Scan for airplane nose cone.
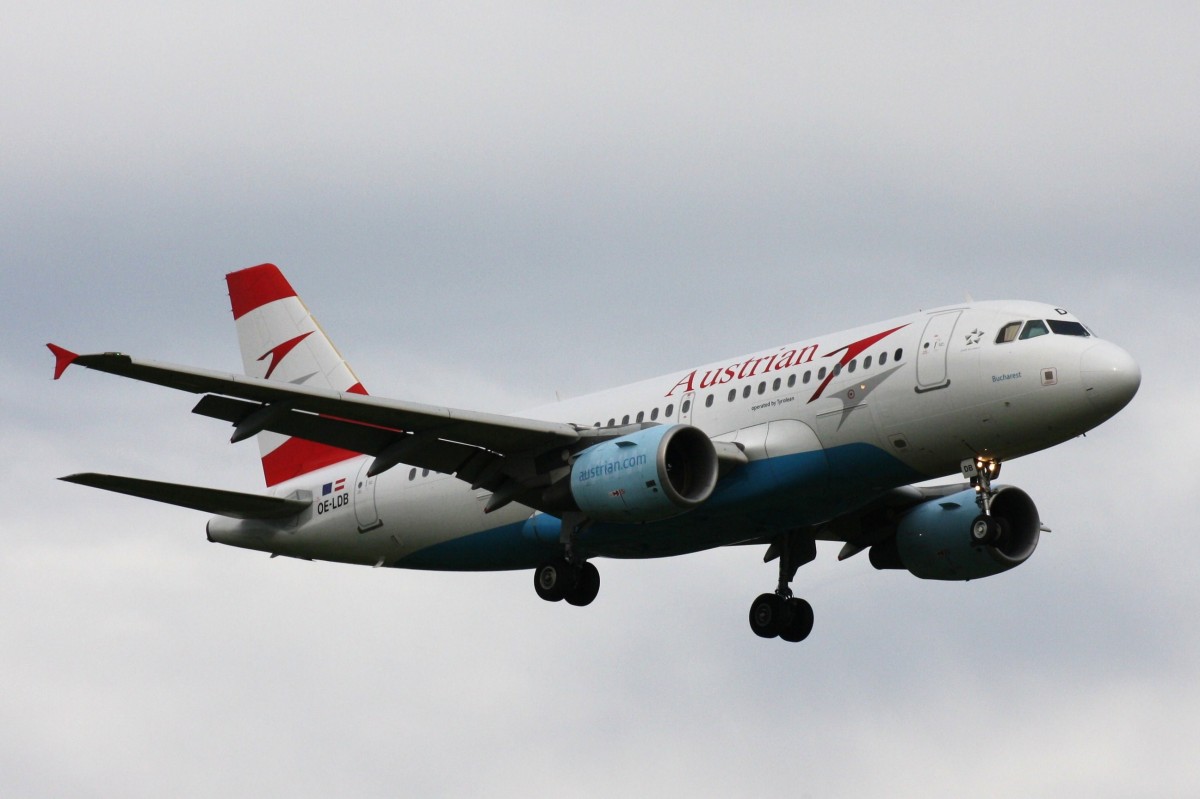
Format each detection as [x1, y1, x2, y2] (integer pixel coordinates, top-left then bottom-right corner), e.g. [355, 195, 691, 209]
[1081, 341, 1141, 416]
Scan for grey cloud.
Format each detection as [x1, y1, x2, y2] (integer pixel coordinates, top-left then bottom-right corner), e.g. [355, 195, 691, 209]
[3, 4, 1198, 797]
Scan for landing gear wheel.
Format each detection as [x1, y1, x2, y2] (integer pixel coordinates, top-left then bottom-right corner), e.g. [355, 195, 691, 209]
[778, 597, 814, 643]
[749, 593, 789, 639]
[565, 561, 600, 606]
[970, 515, 1001, 546]
[534, 558, 575, 602]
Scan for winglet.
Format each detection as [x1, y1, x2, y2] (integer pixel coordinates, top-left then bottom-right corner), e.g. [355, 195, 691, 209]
[47, 343, 79, 380]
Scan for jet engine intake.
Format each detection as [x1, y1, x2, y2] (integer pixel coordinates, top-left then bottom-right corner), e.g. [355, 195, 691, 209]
[869, 486, 1041, 580]
[570, 425, 718, 523]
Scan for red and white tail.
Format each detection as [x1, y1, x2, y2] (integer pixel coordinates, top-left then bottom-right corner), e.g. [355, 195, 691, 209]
[227, 264, 367, 487]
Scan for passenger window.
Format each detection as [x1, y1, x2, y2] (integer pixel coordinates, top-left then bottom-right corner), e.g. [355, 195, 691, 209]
[408, 468, 416, 481]
[833, 363, 842, 376]
[848, 359, 857, 373]
[803, 371, 812, 384]
[996, 322, 1022, 344]
[1020, 320, 1049, 340]
[743, 385, 751, 399]
[894, 348, 903, 361]
[636, 411, 644, 423]
[666, 404, 674, 417]
[681, 399, 691, 414]
[773, 377, 781, 391]
[787, 374, 796, 388]
[818, 367, 827, 380]
[757, 382, 766, 395]
[879, 351, 888, 366]
[728, 389, 736, 402]
[705, 394, 714, 408]
[650, 407, 659, 421]
[607, 418, 615, 427]
[622, 414, 630, 425]
[864, 355, 872, 369]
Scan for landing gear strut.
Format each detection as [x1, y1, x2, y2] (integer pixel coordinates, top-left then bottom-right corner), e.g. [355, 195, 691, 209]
[533, 512, 600, 607]
[964, 456, 1005, 546]
[748, 530, 816, 642]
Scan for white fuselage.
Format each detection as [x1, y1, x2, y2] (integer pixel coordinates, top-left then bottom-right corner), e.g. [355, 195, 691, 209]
[207, 300, 1139, 570]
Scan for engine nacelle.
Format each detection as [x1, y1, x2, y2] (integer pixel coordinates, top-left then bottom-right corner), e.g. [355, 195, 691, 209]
[870, 486, 1041, 580]
[570, 425, 719, 523]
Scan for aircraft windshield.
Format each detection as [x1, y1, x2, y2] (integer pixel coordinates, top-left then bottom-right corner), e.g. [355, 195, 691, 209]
[1047, 319, 1091, 337]
[996, 317, 1093, 344]
[995, 322, 1021, 344]
[1019, 320, 1049, 339]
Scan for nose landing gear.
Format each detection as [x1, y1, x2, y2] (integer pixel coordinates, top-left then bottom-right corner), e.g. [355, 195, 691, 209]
[964, 456, 1005, 546]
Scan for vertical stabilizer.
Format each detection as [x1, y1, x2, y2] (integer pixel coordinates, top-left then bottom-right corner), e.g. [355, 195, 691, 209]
[226, 264, 367, 486]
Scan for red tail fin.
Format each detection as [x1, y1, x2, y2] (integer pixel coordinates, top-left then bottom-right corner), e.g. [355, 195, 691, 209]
[227, 264, 368, 487]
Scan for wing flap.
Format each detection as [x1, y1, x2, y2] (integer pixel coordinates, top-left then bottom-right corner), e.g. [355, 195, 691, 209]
[190, 395, 498, 481]
[60, 473, 311, 520]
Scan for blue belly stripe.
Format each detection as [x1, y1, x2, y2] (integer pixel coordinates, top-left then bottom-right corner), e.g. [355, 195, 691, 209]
[393, 443, 925, 571]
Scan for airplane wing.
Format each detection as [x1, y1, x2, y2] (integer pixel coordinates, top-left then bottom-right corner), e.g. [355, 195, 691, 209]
[50, 346, 746, 512]
[49, 346, 593, 510]
[746, 482, 975, 562]
[51, 348, 580, 453]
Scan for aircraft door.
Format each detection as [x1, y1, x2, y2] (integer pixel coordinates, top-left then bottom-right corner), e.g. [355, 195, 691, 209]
[678, 391, 695, 425]
[915, 310, 962, 392]
[354, 459, 382, 532]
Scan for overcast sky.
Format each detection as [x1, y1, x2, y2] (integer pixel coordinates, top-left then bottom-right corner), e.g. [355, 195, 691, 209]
[3, 4, 1198, 797]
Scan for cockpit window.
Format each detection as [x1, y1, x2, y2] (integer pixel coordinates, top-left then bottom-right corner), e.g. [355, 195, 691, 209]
[995, 322, 1022, 344]
[1047, 319, 1090, 337]
[1019, 320, 1050, 339]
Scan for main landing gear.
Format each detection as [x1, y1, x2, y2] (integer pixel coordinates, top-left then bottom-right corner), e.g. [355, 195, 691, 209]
[964, 456, 1006, 546]
[534, 558, 600, 606]
[534, 512, 600, 607]
[748, 530, 817, 643]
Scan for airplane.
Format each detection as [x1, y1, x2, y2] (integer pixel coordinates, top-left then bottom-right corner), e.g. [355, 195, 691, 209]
[49, 264, 1141, 642]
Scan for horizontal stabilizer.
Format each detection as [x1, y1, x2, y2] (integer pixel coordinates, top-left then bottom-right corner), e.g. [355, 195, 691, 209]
[59, 473, 311, 520]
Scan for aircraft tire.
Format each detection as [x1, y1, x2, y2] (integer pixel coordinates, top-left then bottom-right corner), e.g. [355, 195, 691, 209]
[565, 561, 600, 607]
[749, 593, 788, 638]
[534, 559, 573, 602]
[778, 597, 814, 643]
[970, 515, 1000, 546]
